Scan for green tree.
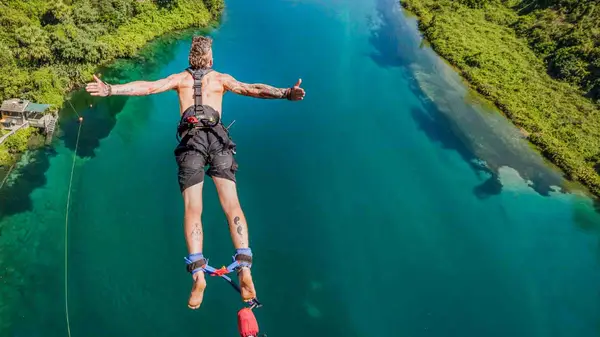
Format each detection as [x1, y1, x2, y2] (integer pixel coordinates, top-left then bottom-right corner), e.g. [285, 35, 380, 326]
[42, 1, 72, 25]
[3, 127, 35, 154]
[0, 145, 12, 166]
[203, 0, 224, 17]
[14, 25, 52, 65]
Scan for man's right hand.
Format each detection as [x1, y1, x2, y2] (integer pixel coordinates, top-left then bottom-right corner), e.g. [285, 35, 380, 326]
[86, 75, 110, 97]
[288, 79, 305, 101]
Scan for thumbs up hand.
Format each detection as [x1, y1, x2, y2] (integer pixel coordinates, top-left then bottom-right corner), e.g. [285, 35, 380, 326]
[287, 78, 305, 101]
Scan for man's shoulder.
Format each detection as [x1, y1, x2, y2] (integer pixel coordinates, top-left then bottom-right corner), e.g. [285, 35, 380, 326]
[206, 69, 230, 78]
[169, 71, 192, 81]
[178, 68, 231, 79]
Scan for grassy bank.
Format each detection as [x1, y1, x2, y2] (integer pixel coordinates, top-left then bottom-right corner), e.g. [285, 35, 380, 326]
[402, 0, 600, 197]
[0, 0, 223, 168]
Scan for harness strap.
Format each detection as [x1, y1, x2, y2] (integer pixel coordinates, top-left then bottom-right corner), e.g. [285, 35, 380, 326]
[186, 67, 213, 116]
[176, 67, 235, 150]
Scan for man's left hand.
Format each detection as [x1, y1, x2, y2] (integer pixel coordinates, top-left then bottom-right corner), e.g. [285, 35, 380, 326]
[288, 79, 305, 101]
[86, 75, 111, 97]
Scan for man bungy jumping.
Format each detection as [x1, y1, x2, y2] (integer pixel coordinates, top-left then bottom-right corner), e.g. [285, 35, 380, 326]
[85, 35, 306, 309]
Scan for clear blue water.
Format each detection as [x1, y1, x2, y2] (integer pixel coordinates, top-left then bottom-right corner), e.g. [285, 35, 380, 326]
[2, 0, 600, 336]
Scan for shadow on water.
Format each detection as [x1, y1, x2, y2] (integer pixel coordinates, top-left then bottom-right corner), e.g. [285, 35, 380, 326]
[369, 0, 504, 198]
[410, 106, 504, 198]
[368, 0, 567, 199]
[367, 0, 420, 69]
[0, 147, 58, 220]
[60, 91, 130, 158]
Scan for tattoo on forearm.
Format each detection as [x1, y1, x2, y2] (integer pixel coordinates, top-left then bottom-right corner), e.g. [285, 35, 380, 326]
[191, 222, 202, 242]
[229, 80, 289, 99]
[113, 87, 137, 95]
[234, 216, 243, 236]
[111, 77, 176, 96]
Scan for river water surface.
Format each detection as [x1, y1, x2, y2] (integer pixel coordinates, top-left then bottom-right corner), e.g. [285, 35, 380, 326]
[1, 0, 600, 336]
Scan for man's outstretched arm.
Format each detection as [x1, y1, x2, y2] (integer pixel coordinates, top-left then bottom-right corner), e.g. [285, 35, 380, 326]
[86, 74, 181, 97]
[222, 74, 305, 101]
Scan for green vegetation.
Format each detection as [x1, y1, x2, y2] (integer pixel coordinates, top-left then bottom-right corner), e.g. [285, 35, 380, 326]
[0, 0, 223, 168]
[512, 0, 600, 101]
[0, 127, 38, 167]
[402, 0, 600, 197]
[0, 0, 222, 107]
[2, 127, 37, 154]
[0, 146, 11, 165]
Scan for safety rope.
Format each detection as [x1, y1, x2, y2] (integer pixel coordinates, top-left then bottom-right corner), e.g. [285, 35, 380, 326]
[65, 115, 83, 337]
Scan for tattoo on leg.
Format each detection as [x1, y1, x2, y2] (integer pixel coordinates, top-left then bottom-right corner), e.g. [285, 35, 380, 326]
[191, 222, 202, 242]
[234, 216, 243, 236]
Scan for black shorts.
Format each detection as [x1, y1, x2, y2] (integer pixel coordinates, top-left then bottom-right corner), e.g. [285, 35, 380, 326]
[174, 127, 238, 193]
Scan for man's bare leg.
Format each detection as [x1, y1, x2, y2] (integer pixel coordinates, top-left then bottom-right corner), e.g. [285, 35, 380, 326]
[213, 177, 257, 302]
[183, 182, 207, 309]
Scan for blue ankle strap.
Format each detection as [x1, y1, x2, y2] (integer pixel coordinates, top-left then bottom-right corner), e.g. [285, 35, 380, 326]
[184, 248, 253, 276]
[184, 253, 209, 275]
[226, 248, 253, 272]
[235, 248, 253, 257]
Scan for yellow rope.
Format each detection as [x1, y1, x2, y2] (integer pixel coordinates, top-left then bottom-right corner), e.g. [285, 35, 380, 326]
[65, 120, 82, 337]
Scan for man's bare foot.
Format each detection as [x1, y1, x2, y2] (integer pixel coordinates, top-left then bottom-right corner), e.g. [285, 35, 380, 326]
[238, 267, 257, 302]
[188, 272, 207, 309]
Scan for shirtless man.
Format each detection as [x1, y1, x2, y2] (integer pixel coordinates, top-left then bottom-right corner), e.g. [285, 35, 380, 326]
[85, 35, 305, 309]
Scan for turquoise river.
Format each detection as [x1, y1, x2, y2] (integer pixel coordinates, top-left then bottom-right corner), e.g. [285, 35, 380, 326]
[1, 0, 600, 336]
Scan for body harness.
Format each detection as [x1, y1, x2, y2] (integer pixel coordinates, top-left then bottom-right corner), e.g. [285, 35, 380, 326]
[176, 67, 236, 150]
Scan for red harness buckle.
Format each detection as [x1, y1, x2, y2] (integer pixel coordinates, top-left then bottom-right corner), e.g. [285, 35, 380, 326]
[186, 116, 199, 124]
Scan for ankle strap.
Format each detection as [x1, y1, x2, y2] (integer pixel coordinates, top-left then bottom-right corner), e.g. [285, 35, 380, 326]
[228, 248, 253, 272]
[184, 253, 208, 275]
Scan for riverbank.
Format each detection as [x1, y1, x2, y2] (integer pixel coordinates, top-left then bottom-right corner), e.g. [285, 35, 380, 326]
[0, 0, 223, 172]
[401, 0, 600, 197]
[0, 127, 46, 173]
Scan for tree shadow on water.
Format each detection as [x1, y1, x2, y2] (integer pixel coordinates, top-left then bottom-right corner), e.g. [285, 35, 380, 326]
[0, 147, 58, 221]
[367, 0, 419, 69]
[410, 107, 504, 199]
[60, 91, 130, 158]
[0, 93, 129, 222]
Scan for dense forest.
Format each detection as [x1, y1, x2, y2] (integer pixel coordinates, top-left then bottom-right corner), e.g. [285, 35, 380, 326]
[462, 0, 600, 101]
[513, 1, 599, 101]
[0, 0, 222, 106]
[0, 0, 223, 167]
[402, 0, 600, 196]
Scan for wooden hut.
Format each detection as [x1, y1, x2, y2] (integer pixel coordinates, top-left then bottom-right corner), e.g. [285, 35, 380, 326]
[0, 98, 52, 129]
